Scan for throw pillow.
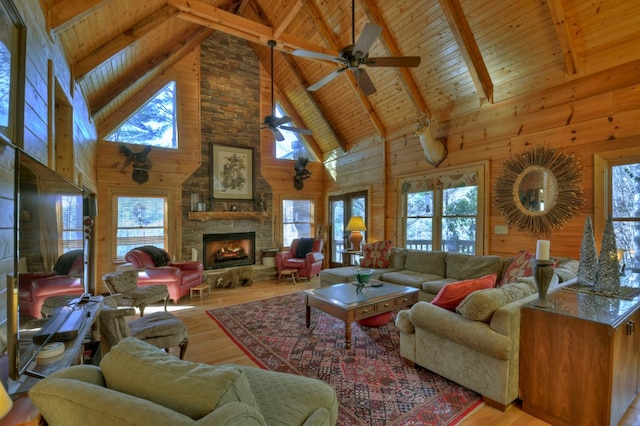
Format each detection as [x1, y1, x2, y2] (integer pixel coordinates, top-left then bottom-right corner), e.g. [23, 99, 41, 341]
[499, 250, 534, 286]
[431, 273, 497, 311]
[294, 238, 315, 258]
[456, 281, 536, 322]
[360, 240, 393, 268]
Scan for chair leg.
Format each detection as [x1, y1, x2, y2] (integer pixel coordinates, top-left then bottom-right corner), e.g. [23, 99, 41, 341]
[139, 304, 146, 317]
[163, 297, 169, 312]
[178, 338, 189, 360]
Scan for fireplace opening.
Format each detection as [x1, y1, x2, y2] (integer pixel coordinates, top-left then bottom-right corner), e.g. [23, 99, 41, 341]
[203, 232, 255, 270]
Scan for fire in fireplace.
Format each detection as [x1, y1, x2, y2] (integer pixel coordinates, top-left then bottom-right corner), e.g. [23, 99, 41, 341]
[203, 232, 255, 269]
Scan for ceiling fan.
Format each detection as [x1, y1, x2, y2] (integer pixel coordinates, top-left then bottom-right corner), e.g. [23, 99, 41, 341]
[292, 0, 421, 96]
[261, 40, 312, 141]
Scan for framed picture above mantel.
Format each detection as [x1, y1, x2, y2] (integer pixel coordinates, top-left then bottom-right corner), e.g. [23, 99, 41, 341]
[210, 144, 253, 200]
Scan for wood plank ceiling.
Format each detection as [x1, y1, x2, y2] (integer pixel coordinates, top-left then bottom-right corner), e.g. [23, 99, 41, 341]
[46, 0, 640, 160]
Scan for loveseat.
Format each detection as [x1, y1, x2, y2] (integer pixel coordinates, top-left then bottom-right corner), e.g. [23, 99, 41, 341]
[124, 246, 203, 303]
[29, 337, 338, 426]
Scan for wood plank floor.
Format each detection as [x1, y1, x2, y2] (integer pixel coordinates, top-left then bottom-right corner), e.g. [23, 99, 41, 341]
[151, 276, 640, 425]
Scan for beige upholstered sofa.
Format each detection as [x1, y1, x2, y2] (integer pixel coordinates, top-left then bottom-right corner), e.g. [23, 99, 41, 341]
[29, 337, 338, 426]
[395, 276, 576, 410]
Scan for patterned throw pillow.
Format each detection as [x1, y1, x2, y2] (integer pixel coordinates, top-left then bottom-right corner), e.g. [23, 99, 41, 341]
[499, 250, 534, 286]
[360, 240, 393, 268]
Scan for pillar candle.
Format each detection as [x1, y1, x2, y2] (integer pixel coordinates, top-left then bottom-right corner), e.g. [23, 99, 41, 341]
[191, 248, 198, 261]
[536, 240, 550, 260]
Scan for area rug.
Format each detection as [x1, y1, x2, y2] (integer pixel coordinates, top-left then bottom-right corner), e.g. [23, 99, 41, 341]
[207, 292, 481, 425]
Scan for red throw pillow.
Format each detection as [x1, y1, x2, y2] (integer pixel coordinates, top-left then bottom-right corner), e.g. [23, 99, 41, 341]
[499, 251, 534, 286]
[360, 240, 392, 268]
[431, 273, 497, 311]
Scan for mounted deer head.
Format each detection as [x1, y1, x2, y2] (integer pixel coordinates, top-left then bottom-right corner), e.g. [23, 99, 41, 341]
[414, 121, 447, 167]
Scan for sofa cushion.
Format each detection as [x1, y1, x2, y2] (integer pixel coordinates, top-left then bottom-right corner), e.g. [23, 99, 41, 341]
[389, 247, 408, 269]
[431, 273, 497, 311]
[456, 281, 536, 322]
[380, 271, 443, 288]
[100, 337, 260, 420]
[499, 250, 534, 286]
[404, 250, 448, 276]
[445, 253, 504, 281]
[360, 240, 392, 268]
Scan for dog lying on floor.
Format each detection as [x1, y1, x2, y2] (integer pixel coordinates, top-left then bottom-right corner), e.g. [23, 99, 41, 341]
[216, 266, 254, 288]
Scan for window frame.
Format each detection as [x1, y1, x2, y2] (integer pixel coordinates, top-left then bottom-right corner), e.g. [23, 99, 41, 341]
[397, 162, 488, 254]
[281, 197, 316, 248]
[113, 195, 168, 262]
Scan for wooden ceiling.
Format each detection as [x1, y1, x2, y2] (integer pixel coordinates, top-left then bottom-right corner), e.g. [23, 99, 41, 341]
[46, 0, 640, 159]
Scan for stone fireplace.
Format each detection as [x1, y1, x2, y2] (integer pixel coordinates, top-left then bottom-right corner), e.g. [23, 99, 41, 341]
[203, 232, 256, 270]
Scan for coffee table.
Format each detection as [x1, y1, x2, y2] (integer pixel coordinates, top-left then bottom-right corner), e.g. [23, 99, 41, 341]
[303, 282, 419, 350]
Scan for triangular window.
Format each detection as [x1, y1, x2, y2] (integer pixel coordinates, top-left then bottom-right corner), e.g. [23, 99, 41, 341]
[105, 81, 178, 149]
[274, 103, 316, 161]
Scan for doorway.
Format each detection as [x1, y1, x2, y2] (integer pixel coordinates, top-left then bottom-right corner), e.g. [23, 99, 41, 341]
[328, 191, 367, 268]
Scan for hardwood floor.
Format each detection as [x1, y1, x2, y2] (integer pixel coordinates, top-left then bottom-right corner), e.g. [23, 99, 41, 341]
[151, 277, 640, 425]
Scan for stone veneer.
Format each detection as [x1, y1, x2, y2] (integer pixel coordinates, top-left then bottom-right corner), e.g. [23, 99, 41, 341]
[181, 32, 274, 264]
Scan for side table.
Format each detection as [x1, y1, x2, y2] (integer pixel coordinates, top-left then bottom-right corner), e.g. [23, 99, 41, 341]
[278, 269, 299, 285]
[190, 283, 210, 300]
[0, 394, 42, 426]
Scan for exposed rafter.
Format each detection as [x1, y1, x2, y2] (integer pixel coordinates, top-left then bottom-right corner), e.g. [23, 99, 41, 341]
[48, 0, 114, 34]
[438, 0, 494, 104]
[74, 7, 179, 83]
[91, 27, 213, 116]
[359, 0, 431, 118]
[546, 0, 580, 75]
[273, 0, 305, 38]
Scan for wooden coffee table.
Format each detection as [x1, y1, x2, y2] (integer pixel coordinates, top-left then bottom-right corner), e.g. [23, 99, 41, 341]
[303, 282, 419, 349]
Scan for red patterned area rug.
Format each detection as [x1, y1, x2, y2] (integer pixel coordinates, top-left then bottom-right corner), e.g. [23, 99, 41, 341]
[207, 292, 481, 425]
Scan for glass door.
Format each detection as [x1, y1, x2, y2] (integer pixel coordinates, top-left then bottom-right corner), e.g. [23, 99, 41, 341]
[328, 191, 367, 267]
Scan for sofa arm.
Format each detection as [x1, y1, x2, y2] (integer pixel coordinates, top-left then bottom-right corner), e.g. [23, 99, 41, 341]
[305, 252, 324, 265]
[404, 301, 512, 360]
[137, 266, 181, 281]
[172, 261, 204, 272]
[31, 275, 83, 298]
[395, 309, 415, 334]
[48, 364, 106, 387]
[195, 401, 267, 426]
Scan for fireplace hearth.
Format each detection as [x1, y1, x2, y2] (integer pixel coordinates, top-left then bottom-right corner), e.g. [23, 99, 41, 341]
[203, 232, 255, 270]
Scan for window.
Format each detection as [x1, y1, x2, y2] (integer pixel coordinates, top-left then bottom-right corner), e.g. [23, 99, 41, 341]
[273, 103, 315, 161]
[609, 160, 640, 272]
[400, 165, 485, 254]
[282, 199, 314, 247]
[114, 196, 166, 261]
[59, 195, 83, 253]
[329, 191, 367, 266]
[105, 81, 178, 149]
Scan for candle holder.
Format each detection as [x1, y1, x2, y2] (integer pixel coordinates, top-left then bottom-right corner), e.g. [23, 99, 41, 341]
[534, 259, 555, 308]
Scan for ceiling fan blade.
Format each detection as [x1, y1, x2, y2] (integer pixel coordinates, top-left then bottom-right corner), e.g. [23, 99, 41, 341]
[365, 56, 421, 67]
[352, 23, 382, 58]
[308, 68, 346, 91]
[279, 126, 313, 135]
[271, 128, 285, 141]
[354, 68, 376, 96]
[275, 116, 293, 125]
[292, 49, 344, 64]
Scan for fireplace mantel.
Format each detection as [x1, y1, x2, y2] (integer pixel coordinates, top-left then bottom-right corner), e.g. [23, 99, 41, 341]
[188, 211, 269, 223]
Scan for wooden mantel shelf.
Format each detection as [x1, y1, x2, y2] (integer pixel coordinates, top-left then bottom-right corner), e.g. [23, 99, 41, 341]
[188, 211, 269, 223]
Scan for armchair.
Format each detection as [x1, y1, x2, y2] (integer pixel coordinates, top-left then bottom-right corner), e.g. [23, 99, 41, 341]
[275, 238, 324, 281]
[18, 250, 84, 318]
[102, 270, 170, 316]
[125, 246, 203, 303]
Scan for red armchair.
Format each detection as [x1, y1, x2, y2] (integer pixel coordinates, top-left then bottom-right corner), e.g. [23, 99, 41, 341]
[18, 250, 85, 318]
[124, 246, 203, 303]
[275, 238, 324, 281]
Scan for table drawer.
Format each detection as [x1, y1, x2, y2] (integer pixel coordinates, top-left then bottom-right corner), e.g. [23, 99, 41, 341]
[394, 293, 418, 307]
[355, 306, 377, 317]
[376, 300, 394, 311]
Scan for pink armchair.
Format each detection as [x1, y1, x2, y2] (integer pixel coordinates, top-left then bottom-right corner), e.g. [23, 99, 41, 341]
[275, 238, 324, 281]
[124, 246, 203, 303]
[19, 250, 85, 318]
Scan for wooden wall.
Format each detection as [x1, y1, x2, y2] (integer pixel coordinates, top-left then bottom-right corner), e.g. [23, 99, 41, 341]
[325, 64, 640, 260]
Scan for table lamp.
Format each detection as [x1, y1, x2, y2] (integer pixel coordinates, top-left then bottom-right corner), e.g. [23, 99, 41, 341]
[0, 383, 12, 419]
[346, 216, 367, 251]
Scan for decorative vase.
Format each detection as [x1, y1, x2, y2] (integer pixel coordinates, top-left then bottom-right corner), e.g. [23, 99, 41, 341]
[534, 259, 555, 308]
[577, 216, 598, 286]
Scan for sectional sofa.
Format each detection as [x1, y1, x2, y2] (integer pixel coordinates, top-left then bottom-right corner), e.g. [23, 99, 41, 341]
[319, 247, 579, 409]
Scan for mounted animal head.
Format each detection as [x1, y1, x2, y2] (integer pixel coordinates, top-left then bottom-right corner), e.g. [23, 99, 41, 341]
[414, 122, 447, 167]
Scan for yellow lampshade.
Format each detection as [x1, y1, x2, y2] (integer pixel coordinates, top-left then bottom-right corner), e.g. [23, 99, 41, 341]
[346, 216, 367, 232]
[346, 216, 366, 251]
[0, 383, 12, 419]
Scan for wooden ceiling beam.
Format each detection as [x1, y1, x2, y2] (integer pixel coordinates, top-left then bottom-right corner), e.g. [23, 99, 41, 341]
[48, 0, 114, 34]
[273, 0, 305, 39]
[546, 0, 580, 75]
[438, 0, 494, 104]
[169, 0, 337, 56]
[303, 0, 386, 139]
[359, 0, 431, 118]
[91, 27, 213, 116]
[74, 7, 179, 83]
